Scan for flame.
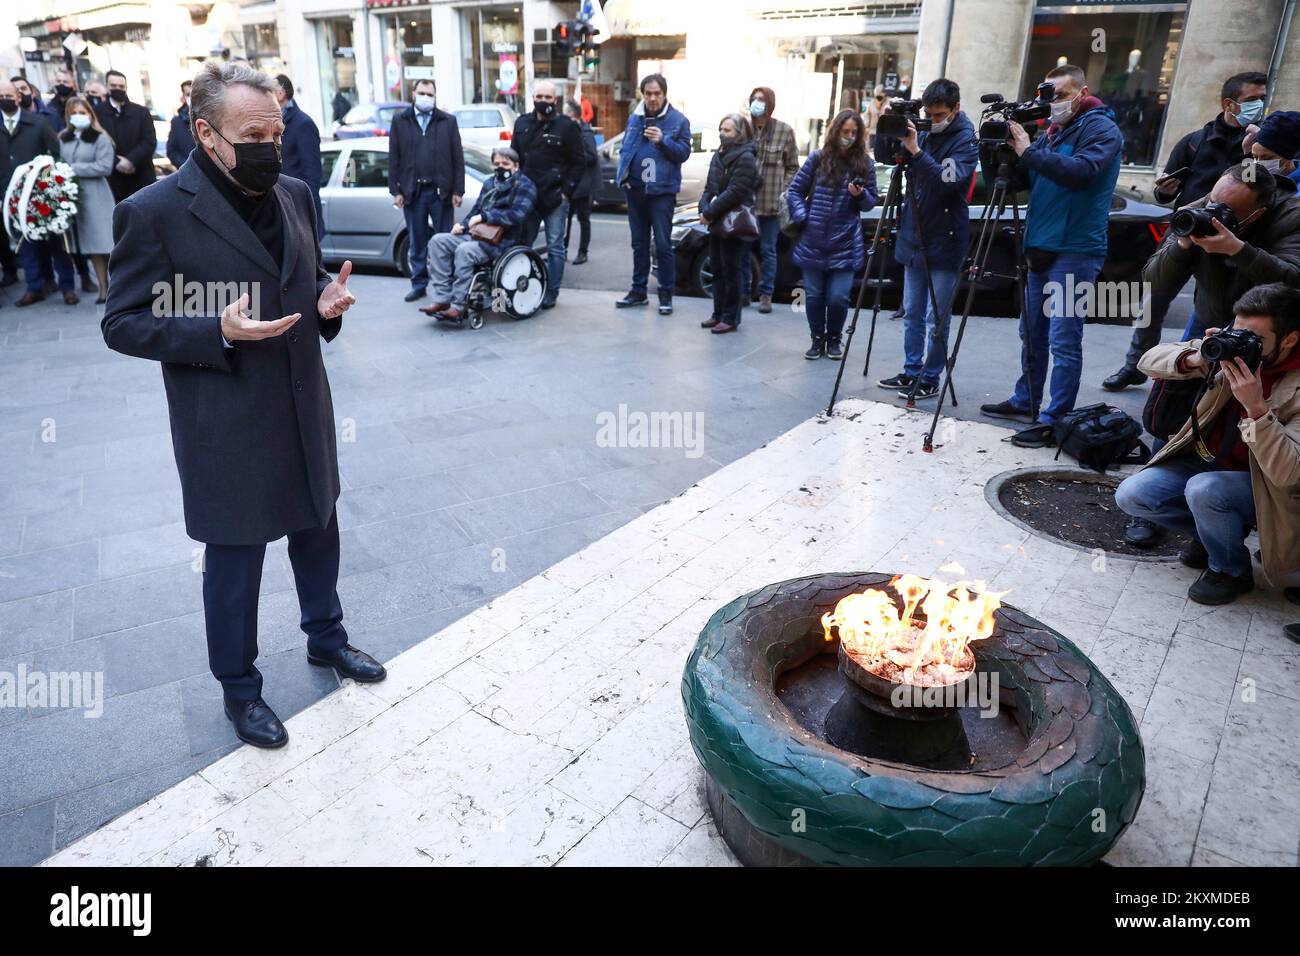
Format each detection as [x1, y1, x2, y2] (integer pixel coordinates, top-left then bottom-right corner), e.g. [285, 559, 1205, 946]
[821, 574, 1005, 686]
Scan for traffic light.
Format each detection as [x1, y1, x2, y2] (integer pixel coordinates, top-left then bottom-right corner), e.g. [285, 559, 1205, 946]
[577, 20, 600, 68]
[552, 20, 573, 58]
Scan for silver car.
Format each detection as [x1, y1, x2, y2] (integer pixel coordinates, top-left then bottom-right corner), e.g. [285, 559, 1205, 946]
[318, 137, 490, 275]
[449, 103, 519, 149]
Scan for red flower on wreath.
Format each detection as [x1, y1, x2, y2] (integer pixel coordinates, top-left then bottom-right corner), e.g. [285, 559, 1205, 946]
[35, 203, 51, 216]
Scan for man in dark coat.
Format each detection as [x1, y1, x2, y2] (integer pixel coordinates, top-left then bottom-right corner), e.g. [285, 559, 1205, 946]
[101, 61, 381, 750]
[387, 78, 464, 302]
[166, 80, 196, 170]
[1103, 70, 1267, 392]
[94, 69, 157, 202]
[0, 79, 71, 304]
[563, 98, 597, 265]
[512, 79, 584, 308]
[274, 74, 323, 229]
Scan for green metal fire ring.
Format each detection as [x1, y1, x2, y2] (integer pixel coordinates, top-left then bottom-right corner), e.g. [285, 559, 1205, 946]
[682, 572, 1145, 866]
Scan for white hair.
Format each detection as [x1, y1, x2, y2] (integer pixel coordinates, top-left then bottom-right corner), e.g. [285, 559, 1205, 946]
[189, 60, 278, 139]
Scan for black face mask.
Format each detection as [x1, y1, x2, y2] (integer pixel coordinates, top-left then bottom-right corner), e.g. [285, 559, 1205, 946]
[212, 126, 282, 193]
[19, 94, 32, 110]
[109, 89, 127, 104]
[55, 85, 74, 98]
[0, 98, 17, 116]
[87, 95, 103, 106]
[534, 100, 555, 117]
[494, 167, 512, 182]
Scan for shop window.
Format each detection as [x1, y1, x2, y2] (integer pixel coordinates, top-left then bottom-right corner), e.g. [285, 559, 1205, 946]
[1023, 5, 1185, 167]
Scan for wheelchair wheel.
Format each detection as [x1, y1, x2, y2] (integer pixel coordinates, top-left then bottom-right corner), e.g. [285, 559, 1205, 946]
[490, 247, 548, 319]
[468, 310, 484, 330]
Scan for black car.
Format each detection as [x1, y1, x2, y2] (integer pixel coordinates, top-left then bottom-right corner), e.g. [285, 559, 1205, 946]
[667, 166, 1172, 321]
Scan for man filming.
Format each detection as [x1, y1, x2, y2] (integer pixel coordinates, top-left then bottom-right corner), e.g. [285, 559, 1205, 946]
[875, 78, 979, 400]
[1116, 283, 1300, 605]
[979, 64, 1122, 447]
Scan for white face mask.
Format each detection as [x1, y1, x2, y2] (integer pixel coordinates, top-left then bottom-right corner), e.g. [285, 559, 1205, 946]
[414, 93, 435, 112]
[69, 113, 91, 130]
[1257, 158, 1284, 174]
[1050, 93, 1079, 126]
[929, 115, 952, 135]
[750, 100, 766, 118]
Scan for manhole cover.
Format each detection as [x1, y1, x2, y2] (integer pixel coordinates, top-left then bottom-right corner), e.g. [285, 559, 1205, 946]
[989, 468, 1190, 559]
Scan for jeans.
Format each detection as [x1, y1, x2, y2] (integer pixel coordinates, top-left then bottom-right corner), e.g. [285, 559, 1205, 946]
[1010, 253, 1106, 424]
[521, 198, 568, 294]
[565, 194, 592, 256]
[740, 214, 781, 298]
[709, 233, 746, 324]
[403, 185, 453, 291]
[802, 265, 854, 342]
[1116, 457, 1255, 576]
[626, 188, 676, 296]
[18, 239, 73, 296]
[427, 232, 494, 309]
[202, 510, 348, 701]
[901, 263, 960, 385]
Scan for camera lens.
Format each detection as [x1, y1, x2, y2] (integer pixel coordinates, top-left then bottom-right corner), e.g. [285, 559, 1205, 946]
[1169, 208, 1200, 238]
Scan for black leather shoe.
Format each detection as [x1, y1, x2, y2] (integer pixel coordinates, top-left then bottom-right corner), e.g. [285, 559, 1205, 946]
[404, 288, 426, 302]
[1102, 365, 1147, 391]
[1284, 622, 1300, 645]
[308, 644, 387, 683]
[616, 292, 649, 308]
[1188, 569, 1254, 606]
[572, 252, 588, 264]
[980, 400, 1034, 423]
[1285, 587, 1300, 607]
[1123, 517, 1160, 549]
[224, 697, 288, 749]
[540, 293, 558, 309]
[1179, 538, 1209, 569]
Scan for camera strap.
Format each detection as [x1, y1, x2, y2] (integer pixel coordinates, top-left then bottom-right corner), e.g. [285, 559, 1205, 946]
[1189, 371, 1224, 464]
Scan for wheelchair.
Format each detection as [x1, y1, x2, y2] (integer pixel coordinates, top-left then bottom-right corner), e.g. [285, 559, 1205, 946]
[443, 245, 548, 330]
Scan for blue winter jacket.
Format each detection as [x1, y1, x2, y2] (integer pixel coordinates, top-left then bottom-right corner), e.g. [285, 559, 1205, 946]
[616, 104, 692, 197]
[1018, 104, 1122, 257]
[787, 150, 878, 272]
[894, 110, 979, 269]
[461, 171, 537, 253]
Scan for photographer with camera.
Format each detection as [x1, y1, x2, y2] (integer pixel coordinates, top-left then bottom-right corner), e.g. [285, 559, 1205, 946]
[874, 79, 979, 400]
[1116, 283, 1300, 605]
[979, 65, 1122, 447]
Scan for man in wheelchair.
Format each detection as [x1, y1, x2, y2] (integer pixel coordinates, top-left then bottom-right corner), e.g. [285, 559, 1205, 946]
[420, 146, 537, 322]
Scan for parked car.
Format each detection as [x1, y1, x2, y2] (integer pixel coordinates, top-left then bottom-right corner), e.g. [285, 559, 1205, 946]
[332, 101, 406, 139]
[448, 103, 518, 148]
[318, 137, 490, 275]
[593, 128, 713, 209]
[667, 166, 1171, 321]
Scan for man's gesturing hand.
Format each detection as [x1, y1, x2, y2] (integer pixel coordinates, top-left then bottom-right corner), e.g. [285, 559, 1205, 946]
[220, 292, 301, 342]
[318, 259, 356, 319]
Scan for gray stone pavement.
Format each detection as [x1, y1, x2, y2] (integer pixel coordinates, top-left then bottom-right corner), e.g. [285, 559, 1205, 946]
[0, 261, 1182, 865]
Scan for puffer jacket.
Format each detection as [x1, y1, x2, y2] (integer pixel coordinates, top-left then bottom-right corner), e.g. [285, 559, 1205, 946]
[894, 110, 979, 268]
[787, 150, 878, 271]
[461, 171, 537, 250]
[699, 141, 759, 227]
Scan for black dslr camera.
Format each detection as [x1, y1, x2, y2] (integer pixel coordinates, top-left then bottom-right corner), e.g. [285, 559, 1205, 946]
[1170, 201, 1239, 239]
[1201, 328, 1264, 372]
[877, 98, 931, 139]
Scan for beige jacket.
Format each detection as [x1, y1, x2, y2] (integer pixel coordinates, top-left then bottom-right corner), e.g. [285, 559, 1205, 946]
[1140, 340, 1300, 584]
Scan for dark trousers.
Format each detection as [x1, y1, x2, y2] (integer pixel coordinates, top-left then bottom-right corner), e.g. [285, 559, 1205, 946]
[626, 188, 676, 296]
[565, 194, 592, 255]
[18, 240, 74, 295]
[0, 240, 16, 278]
[709, 233, 745, 325]
[403, 185, 453, 291]
[202, 509, 348, 702]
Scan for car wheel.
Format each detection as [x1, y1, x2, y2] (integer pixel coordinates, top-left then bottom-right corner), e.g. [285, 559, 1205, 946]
[394, 232, 411, 278]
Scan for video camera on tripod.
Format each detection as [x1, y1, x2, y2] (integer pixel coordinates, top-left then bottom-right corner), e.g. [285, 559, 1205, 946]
[874, 98, 931, 164]
[977, 82, 1054, 175]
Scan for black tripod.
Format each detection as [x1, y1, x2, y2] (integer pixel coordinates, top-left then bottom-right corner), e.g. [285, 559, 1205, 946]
[825, 156, 957, 416]
[921, 152, 1036, 453]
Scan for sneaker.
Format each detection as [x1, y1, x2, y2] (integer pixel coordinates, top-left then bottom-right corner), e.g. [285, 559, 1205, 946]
[758, 294, 772, 314]
[1010, 423, 1055, 448]
[824, 339, 843, 360]
[616, 292, 648, 308]
[877, 373, 914, 390]
[980, 400, 1034, 422]
[658, 295, 673, 316]
[1188, 568, 1254, 606]
[1178, 538, 1209, 569]
[804, 339, 824, 360]
[902, 380, 940, 400]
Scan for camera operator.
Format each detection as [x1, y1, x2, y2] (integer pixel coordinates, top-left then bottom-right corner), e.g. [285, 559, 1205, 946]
[979, 65, 1123, 447]
[1116, 283, 1300, 605]
[875, 79, 979, 400]
[1103, 72, 1269, 391]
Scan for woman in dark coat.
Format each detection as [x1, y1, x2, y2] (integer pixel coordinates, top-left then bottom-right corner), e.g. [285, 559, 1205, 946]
[786, 110, 878, 359]
[698, 113, 759, 334]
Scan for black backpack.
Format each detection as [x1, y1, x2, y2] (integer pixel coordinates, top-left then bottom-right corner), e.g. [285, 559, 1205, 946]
[1142, 376, 1204, 440]
[1052, 403, 1151, 472]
